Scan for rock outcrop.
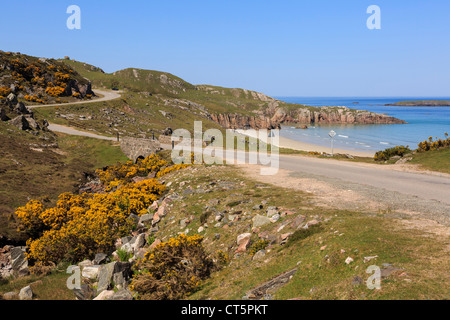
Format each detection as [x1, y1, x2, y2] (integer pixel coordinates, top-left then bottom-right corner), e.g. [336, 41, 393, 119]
[211, 106, 406, 130]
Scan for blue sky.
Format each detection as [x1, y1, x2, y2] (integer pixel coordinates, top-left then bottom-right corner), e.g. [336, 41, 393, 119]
[2, 0, 450, 97]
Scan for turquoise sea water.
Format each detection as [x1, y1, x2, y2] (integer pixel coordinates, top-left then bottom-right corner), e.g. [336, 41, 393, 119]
[275, 97, 450, 153]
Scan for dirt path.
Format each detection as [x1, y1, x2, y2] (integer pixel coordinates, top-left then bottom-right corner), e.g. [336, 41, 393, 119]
[47, 123, 116, 141]
[27, 89, 121, 109]
[27, 89, 122, 138]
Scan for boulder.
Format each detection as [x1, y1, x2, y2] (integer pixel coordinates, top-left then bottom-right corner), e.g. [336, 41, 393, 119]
[128, 213, 140, 225]
[78, 259, 93, 268]
[236, 233, 252, 253]
[0, 108, 9, 121]
[94, 290, 115, 301]
[93, 253, 109, 265]
[270, 214, 280, 223]
[82, 266, 101, 280]
[10, 247, 28, 275]
[73, 284, 95, 300]
[148, 201, 158, 212]
[139, 214, 153, 226]
[113, 272, 126, 289]
[290, 215, 306, 229]
[149, 239, 161, 251]
[111, 289, 133, 300]
[15, 102, 30, 115]
[266, 207, 278, 217]
[253, 215, 271, 228]
[253, 250, 266, 261]
[19, 286, 33, 300]
[2, 292, 18, 300]
[131, 233, 146, 252]
[10, 115, 30, 130]
[7, 93, 18, 106]
[97, 262, 116, 294]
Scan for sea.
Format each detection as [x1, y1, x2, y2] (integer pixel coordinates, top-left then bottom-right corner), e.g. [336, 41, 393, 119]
[274, 97, 450, 153]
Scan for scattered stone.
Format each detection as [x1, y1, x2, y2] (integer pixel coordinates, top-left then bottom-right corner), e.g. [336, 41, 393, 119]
[111, 289, 133, 300]
[94, 290, 115, 301]
[139, 214, 153, 226]
[132, 233, 146, 252]
[97, 262, 116, 294]
[149, 239, 161, 251]
[78, 259, 93, 268]
[73, 284, 95, 300]
[236, 233, 252, 253]
[82, 266, 101, 280]
[19, 286, 33, 300]
[269, 214, 280, 223]
[253, 215, 271, 228]
[266, 206, 278, 217]
[352, 276, 364, 286]
[253, 205, 263, 210]
[93, 253, 109, 265]
[304, 219, 320, 229]
[10, 247, 28, 275]
[245, 268, 297, 300]
[253, 250, 266, 261]
[345, 257, 354, 265]
[290, 215, 306, 229]
[2, 292, 18, 300]
[363, 255, 378, 263]
[381, 266, 403, 279]
[148, 201, 158, 212]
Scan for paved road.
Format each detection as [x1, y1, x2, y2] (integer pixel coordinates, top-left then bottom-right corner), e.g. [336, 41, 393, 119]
[174, 146, 450, 206]
[29, 89, 450, 207]
[47, 123, 116, 141]
[279, 155, 450, 206]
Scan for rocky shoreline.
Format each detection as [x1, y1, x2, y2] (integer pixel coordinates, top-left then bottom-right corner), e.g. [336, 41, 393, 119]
[211, 106, 407, 130]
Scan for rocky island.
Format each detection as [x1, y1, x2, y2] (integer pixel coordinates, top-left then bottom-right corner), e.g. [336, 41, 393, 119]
[386, 100, 450, 107]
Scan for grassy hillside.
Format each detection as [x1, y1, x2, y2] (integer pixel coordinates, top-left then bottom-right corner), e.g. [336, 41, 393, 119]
[410, 148, 450, 174]
[0, 51, 93, 105]
[0, 121, 128, 243]
[2, 163, 448, 300]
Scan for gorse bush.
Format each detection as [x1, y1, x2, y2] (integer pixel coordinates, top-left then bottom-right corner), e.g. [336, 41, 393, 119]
[249, 239, 270, 256]
[417, 134, 450, 152]
[130, 234, 214, 300]
[374, 145, 412, 162]
[15, 154, 190, 265]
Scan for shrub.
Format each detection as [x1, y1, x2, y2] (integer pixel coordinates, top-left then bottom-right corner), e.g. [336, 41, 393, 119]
[45, 86, 65, 97]
[130, 234, 214, 300]
[216, 250, 230, 266]
[374, 145, 411, 162]
[117, 248, 133, 262]
[16, 180, 166, 264]
[417, 135, 450, 152]
[287, 224, 323, 246]
[249, 240, 270, 256]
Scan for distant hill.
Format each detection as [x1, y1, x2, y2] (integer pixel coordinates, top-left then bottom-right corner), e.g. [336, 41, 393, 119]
[58, 57, 406, 129]
[386, 100, 450, 107]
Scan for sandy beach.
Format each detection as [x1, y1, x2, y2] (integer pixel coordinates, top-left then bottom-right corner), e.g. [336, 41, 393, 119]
[235, 129, 375, 158]
[277, 136, 375, 157]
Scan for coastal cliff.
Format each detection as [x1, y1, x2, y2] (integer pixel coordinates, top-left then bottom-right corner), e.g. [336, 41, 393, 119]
[211, 106, 406, 130]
